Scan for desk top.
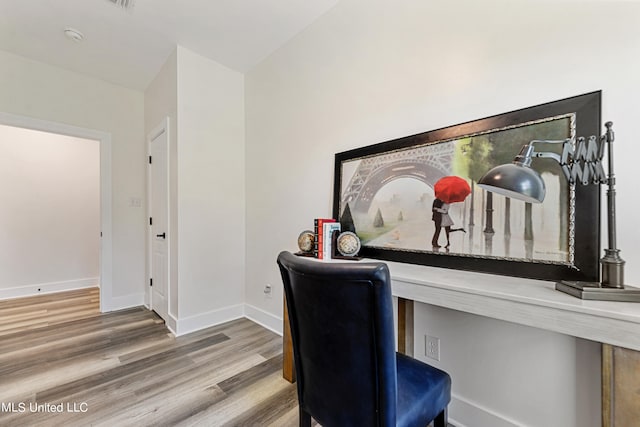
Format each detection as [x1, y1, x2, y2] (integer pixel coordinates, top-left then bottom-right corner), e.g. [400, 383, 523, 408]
[378, 260, 640, 351]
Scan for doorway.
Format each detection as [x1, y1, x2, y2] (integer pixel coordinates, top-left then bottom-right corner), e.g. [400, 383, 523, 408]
[0, 112, 112, 312]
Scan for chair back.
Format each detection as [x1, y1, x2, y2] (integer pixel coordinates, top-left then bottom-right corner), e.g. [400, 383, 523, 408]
[277, 251, 397, 427]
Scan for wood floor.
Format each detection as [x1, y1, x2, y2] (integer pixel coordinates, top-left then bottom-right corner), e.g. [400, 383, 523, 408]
[0, 287, 101, 337]
[0, 289, 452, 427]
[0, 288, 299, 426]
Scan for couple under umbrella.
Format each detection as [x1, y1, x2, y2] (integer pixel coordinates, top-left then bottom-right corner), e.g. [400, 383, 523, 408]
[431, 176, 470, 248]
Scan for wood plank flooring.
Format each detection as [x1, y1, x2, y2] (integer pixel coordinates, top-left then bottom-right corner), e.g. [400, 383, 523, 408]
[0, 289, 299, 426]
[0, 289, 451, 427]
[0, 287, 101, 337]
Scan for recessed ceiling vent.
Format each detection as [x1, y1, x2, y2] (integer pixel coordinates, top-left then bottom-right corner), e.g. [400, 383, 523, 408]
[106, 0, 135, 11]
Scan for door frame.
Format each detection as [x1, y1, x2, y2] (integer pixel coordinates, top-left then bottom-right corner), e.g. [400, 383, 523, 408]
[0, 111, 113, 312]
[146, 117, 171, 323]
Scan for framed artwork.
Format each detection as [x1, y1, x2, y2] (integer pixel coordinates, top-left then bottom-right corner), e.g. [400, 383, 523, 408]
[333, 91, 601, 281]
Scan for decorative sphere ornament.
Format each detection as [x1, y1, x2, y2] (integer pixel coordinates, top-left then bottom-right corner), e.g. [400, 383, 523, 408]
[297, 230, 315, 253]
[336, 231, 361, 257]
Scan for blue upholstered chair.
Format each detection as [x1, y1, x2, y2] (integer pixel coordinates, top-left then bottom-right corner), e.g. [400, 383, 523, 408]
[277, 251, 451, 427]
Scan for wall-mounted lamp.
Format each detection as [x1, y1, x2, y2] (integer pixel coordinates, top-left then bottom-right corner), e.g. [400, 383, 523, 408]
[478, 122, 640, 302]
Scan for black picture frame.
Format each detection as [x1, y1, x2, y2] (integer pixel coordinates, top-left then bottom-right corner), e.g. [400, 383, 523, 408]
[333, 91, 601, 282]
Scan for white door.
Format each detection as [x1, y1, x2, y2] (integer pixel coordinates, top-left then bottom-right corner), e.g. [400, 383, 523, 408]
[149, 122, 169, 322]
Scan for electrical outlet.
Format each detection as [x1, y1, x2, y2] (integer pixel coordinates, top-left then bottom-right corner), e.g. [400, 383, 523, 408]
[264, 284, 272, 298]
[425, 335, 440, 361]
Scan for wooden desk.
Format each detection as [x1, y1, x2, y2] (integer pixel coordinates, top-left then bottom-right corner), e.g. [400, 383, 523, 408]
[282, 260, 640, 426]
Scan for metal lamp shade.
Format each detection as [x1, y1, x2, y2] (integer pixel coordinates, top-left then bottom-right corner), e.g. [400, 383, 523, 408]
[478, 163, 546, 204]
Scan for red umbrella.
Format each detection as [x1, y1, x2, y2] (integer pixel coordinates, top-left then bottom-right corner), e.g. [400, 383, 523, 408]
[434, 176, 471, 203]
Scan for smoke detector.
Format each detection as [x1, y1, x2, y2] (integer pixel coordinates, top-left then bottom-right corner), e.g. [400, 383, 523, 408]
[106, 0, 136, 11]
[64, 28, 84, 42]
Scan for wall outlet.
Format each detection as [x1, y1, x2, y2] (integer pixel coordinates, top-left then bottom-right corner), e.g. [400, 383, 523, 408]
[425, 335, 440, 361]
[264, 284, 272, 298]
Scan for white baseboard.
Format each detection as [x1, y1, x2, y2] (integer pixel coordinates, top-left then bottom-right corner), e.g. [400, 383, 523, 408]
[175, 304, 245, 336]
[449, 393, 522, 427]
[244, 303, 283, 336]
[165, 313, 178, 335]
[0, 277, 99, 300]
[108, 292, 146, 312]
[160, 304, 280, 338]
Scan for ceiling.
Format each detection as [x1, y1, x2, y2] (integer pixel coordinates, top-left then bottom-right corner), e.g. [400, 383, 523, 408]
[0, 0, 339, 90]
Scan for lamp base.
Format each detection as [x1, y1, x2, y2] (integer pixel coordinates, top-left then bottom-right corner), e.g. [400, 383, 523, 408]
[556, 281, 640, 302]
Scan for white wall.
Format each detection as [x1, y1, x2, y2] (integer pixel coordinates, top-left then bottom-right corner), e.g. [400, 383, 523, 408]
[176, 46, 246, 329]
[144, 46, 246, 334]
[0, 124, 99, 297]
[145, 48, 179, 321]
[414, 304, 600, 427]
[0, 50, 146, 308]
[245, 1, 640, 425]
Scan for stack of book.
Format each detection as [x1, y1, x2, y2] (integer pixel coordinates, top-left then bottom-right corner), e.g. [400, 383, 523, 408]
[313, 218, 341, 260]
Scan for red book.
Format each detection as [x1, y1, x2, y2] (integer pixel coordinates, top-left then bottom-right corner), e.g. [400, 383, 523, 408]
[313, 218, 336, 259]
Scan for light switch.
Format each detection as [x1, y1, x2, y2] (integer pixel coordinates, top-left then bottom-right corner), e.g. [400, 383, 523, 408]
[129, 197, 142, 207]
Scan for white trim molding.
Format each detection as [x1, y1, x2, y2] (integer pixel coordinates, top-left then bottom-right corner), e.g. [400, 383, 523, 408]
[449, 394, 523, 427]
[0, 278, 99, 301]
[174, 304, 245, 336]
[109, 292, 146, 312]
[244, 303, 283, 336]
[165, 313, 178, 335]
[0, 111, 113, 313]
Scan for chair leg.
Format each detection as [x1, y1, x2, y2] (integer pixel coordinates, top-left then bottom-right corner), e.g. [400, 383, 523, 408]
[433, 408, 448, 427]
[299, 407, 311, 427]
